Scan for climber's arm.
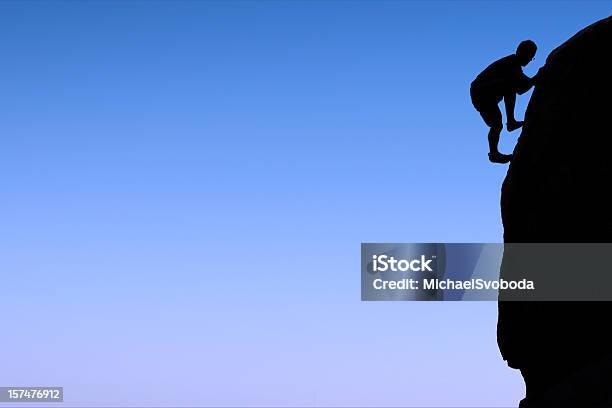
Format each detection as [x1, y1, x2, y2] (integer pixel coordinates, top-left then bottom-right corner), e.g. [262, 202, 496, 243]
[516, 71, 536, 95]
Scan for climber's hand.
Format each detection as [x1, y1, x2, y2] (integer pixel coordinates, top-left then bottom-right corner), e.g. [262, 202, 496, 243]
[533, 67, 544, 83]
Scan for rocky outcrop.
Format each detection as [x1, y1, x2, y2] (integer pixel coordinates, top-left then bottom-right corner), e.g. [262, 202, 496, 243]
[498, 16, 612, 407]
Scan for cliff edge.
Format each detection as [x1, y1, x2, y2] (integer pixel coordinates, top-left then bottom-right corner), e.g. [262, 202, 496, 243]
[499, 15, 612, 407]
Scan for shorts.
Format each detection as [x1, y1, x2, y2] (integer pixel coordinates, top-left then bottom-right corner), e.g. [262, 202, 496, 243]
[470, 85, 503, 129]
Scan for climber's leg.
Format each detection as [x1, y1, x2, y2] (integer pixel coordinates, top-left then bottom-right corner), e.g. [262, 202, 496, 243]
[504, 92, 523, 131]
[487, 124, 503, 156]
[479, 105, 503, 153]
[479, 105, 512, 164]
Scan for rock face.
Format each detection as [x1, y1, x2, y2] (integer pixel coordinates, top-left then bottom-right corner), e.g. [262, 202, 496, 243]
[498, 16, 612, 406]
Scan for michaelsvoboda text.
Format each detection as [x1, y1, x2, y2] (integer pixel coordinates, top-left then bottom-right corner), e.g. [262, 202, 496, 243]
[371, 254, 535, 291]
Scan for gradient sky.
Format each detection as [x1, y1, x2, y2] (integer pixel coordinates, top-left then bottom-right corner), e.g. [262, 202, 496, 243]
[1, 2, 610, 407]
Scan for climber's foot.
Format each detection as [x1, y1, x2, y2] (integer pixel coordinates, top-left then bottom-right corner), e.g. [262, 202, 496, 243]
[488, 152, 513, 164]
[507, 120, 524, 132]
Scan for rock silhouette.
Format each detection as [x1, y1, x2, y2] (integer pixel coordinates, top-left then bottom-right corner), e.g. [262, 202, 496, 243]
[498, 16, 612, 407]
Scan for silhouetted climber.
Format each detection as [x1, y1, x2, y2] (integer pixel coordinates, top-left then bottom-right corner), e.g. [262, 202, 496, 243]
[470, 40, 539, 164]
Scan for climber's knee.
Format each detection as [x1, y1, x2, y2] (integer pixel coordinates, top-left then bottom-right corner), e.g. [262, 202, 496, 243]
[490, 122, 503, 133]
[479, 105, 503, 130]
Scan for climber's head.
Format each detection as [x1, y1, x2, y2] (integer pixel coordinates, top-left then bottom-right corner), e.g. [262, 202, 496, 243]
[516, 40, 537, 66]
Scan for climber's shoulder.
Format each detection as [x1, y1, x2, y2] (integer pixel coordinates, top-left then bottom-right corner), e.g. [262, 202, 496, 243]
[474, 54, 518, 83]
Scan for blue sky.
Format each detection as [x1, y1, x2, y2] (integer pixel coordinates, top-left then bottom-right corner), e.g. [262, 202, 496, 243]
[1, 2, 610, 406]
